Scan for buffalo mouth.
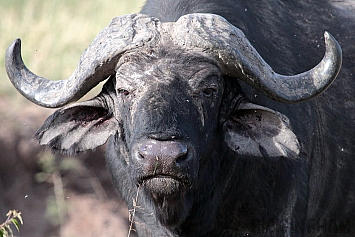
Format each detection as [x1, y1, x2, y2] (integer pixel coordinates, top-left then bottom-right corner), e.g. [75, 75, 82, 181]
[139, 174, 190, 197]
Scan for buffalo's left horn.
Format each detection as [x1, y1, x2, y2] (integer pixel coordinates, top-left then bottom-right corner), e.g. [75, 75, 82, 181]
[167, 14, 342, 103]
[5, 14, 161, 108]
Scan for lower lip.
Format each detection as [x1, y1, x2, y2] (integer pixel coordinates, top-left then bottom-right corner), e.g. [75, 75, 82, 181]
[142, 177, 186, 195]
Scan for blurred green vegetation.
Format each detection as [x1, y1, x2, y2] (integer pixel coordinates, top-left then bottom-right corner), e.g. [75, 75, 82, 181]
[0, 0, 144, 101]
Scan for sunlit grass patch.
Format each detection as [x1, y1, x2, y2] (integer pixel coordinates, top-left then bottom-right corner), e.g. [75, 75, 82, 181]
[0, 0, 144, 102]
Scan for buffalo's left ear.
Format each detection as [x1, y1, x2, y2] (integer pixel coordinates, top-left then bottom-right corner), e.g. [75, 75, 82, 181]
[223, 101, 300, 159]
[35, 99, 119, 155]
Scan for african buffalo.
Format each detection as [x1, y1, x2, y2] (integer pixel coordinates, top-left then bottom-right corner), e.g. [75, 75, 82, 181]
[5, 0, 355, 236]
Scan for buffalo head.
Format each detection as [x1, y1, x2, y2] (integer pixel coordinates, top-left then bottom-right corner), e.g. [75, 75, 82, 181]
[5, 14, 342, 227]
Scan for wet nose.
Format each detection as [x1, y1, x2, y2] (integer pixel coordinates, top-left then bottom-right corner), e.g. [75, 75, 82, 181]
[137, 140, 189, 169]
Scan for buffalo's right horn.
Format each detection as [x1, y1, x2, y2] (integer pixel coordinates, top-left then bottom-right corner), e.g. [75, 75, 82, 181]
[167, 14, 342, 103]
[5, 14, 161, 108]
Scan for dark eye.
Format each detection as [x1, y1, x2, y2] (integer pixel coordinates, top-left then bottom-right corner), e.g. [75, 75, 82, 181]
[118, 89, 130, 96]
[202, 87, 217, 97]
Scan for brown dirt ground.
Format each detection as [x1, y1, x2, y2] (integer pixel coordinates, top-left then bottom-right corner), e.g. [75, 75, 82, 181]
[0, 96, 130, 237]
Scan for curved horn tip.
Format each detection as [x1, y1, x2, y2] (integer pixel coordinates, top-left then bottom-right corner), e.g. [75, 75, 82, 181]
[324, 31, 331, 39]
[6, 38, 22, 57]
[260, 32, 342, 104]
[324, 31, 342, 57]
[6, 38, 20, 63]
[5, 38, 24, 86]
[324, 31, 335, 42]
[13, 38, 21, 47]
[5, 38, 65, 108]
[323, 31, 342, 83]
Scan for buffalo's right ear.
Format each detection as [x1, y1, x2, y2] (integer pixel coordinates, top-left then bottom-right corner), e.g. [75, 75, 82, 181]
[35, 99, 119, 155]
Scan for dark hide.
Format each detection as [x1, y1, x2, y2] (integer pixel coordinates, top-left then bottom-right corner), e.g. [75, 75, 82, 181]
[142, 1, 355, 236]
[34, 0, 355, 236]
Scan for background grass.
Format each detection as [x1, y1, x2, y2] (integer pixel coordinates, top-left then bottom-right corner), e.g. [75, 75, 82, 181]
[0, 0, 145, 101]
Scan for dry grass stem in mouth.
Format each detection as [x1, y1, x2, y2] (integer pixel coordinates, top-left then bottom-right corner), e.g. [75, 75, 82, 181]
[128, 185, 141, 237]
[153, 156, 159, 175]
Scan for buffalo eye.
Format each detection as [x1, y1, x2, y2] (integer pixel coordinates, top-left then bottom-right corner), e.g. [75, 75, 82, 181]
[118, 88, 130, 96]
[202, 86, 217, 97]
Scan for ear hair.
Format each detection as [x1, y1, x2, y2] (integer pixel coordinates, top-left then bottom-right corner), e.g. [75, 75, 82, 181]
[35, 78, 119, 155]
[223, 100, 300, 159]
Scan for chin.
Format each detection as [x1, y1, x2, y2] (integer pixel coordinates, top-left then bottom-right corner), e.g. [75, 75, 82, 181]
[141, 176, 193, 227]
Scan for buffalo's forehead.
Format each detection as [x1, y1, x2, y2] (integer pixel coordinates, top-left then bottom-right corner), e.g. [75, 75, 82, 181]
[115, 48, 222, 89]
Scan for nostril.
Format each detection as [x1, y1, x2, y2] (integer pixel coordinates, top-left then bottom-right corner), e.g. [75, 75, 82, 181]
[138, 152, 145, 159]
[175, 152, 189, 165]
